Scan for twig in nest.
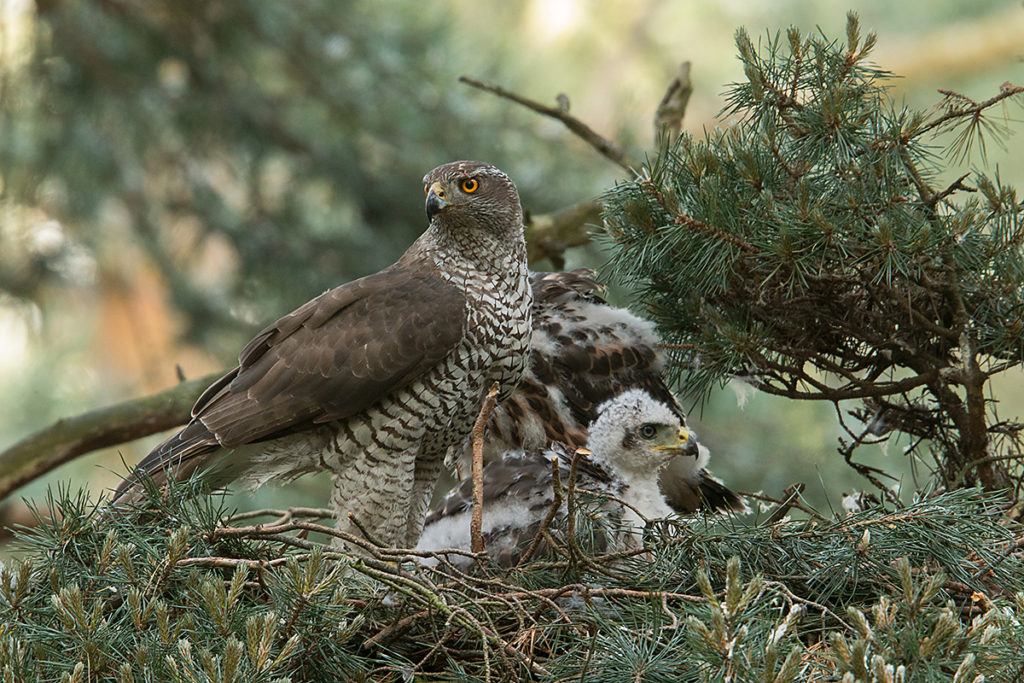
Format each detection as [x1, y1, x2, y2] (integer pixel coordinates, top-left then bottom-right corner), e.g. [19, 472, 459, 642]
[760, 483, 808, 525]
[558, 448, 621, 580]
[565, 447, 588, 547]
[741, 487, 826, 523]
[176, 556, 293, 569]
[471, 382, 501, 554]
[971, 533, 1024, 582]
[459, 76, 637, 172]
[227, 507, 336, 523]
[365, 607, 433, 648]
[352, 559, 553, 679]
[348, 511, 388, 548]
[764, 580, 851, 630]
[517, 457, 563, 566]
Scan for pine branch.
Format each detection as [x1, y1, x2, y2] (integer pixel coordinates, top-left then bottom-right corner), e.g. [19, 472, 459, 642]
[4, 478, 1022, 680]
[919, 82, 1024, 139]
[602, 17, 1024, 491]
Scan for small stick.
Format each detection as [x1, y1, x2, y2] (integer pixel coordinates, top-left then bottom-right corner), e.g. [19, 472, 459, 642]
[471, 382, 501, 554]
[227, 507, 336, 523]
[565, 447, 590, 549]
[761, 483, 807, 525]
[654, 61, 693, 144]
[742, 487, 826, 523]
[517, 457, 563, 566]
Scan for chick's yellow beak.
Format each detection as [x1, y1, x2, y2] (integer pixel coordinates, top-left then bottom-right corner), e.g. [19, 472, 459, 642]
[651, 427, 696, 456]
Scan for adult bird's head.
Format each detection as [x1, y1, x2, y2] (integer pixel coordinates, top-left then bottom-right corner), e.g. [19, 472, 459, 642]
[423, 160, 523, 237]
[587, 389, 700, 479]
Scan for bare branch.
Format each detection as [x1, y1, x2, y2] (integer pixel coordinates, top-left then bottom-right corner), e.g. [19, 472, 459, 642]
[654, 61, 693, 144]
[471, 382, 500, 554]
[474, 63, 701, 266]
[459, 76, 638, 171]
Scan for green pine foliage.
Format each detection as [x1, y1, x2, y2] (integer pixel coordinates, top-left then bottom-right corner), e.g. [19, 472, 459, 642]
[2, 484, 1022, 681]
[6, 12, 1024, 683]
[601, 12, 1024, 494]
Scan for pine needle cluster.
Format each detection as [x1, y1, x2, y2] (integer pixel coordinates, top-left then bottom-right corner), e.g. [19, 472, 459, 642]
[601, 12, 1024, 494]
[2, 482, 1023, 681]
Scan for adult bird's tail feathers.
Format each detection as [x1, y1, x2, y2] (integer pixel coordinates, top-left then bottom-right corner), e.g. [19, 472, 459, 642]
[109, 420, 221, 507]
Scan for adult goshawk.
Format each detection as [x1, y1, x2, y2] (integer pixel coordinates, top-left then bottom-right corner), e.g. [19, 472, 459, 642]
[112, 161, 533, 548]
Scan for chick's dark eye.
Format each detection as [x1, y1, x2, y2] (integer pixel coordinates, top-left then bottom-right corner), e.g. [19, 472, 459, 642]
[637, 423, 658, 440]
[461, 178, 479, 193]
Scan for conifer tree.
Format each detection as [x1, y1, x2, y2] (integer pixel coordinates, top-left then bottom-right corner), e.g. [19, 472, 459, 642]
[602, 13, 1024, 494]
[4, 15, 1024, 682]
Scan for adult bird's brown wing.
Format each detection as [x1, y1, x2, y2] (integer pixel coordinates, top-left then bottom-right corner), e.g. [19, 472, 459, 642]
[113, 265, 467, 501]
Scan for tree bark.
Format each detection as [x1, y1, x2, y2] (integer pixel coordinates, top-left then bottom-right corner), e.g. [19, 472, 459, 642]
[0, 373, 218, 500]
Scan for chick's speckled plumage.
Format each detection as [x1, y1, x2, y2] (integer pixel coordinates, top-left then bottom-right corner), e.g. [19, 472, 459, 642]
[474, 269, 745, 515]
[419, 390, 697, 567]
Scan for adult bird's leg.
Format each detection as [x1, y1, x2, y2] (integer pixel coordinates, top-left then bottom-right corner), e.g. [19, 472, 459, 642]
[331, 451, 417, 551]
[401, 455, 446, 548]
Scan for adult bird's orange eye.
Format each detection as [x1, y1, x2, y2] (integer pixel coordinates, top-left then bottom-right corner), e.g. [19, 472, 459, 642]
[461, 178, 479, 193]
[424, 185, 429, 195]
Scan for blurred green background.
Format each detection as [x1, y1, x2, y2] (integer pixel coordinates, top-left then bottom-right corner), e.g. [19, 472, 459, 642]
[1, 0, 1022, 546]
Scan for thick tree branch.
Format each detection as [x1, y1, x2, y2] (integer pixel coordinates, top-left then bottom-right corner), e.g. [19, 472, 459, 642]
[0, 373, 218, 501]
[524, 200, 603, 268]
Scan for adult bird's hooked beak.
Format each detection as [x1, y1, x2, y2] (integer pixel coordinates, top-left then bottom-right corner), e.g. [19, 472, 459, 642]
[426, 181, 447, 219]
[652, 426, 700, 458]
